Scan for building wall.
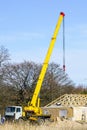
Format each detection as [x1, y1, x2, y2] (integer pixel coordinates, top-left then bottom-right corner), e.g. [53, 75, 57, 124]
[73, 107, 87, 121]
[42, 107, 73, 121]
[43, 106, 87, 121]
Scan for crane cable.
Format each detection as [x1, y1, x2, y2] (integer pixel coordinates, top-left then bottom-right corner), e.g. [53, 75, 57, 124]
[63, 16, 65, 71]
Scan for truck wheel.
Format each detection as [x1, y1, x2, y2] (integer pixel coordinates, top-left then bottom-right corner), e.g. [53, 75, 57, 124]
[18, 117, 24, 123]
[37, 118, 45, 125]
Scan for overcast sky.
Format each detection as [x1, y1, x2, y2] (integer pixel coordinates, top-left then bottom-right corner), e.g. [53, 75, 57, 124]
[0, 0, 87, 86]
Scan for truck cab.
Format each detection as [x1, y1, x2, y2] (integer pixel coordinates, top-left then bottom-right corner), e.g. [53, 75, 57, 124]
[5, 106, 22, 121]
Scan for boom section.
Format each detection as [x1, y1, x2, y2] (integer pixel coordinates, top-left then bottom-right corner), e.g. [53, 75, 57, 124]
[30, 12, 65, 107]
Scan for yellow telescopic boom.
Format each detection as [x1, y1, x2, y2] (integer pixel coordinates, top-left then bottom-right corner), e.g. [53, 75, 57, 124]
[30, 12, 65, 107]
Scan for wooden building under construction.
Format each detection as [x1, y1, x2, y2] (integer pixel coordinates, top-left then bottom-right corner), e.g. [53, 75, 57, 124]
[43, 94, 87, 121]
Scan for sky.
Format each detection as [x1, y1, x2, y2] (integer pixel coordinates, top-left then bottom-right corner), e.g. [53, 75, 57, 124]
[0, 0, 87, 86]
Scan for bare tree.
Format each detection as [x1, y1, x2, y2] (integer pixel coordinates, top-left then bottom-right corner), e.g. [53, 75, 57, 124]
[2, 61, 41, 104]
[0, 46, 10, 67]
[1, 61, 75, 106]
[0, 45, 10, 86]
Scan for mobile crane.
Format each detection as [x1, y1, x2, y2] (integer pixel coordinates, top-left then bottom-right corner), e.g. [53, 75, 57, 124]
[5, 12, 65, 122]
[24, 12, 65, 121]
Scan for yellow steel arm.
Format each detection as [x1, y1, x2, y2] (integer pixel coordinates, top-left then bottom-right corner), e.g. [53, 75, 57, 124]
[30, 12, 65, 107]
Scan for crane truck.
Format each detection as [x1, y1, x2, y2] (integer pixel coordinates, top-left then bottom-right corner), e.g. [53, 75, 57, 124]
[5, 12, 65, 122]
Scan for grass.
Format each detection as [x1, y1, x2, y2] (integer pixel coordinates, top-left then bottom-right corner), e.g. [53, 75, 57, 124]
[0, 121, 87, 130]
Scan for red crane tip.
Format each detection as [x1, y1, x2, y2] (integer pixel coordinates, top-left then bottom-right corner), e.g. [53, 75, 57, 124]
[60, 12, 65, 17]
